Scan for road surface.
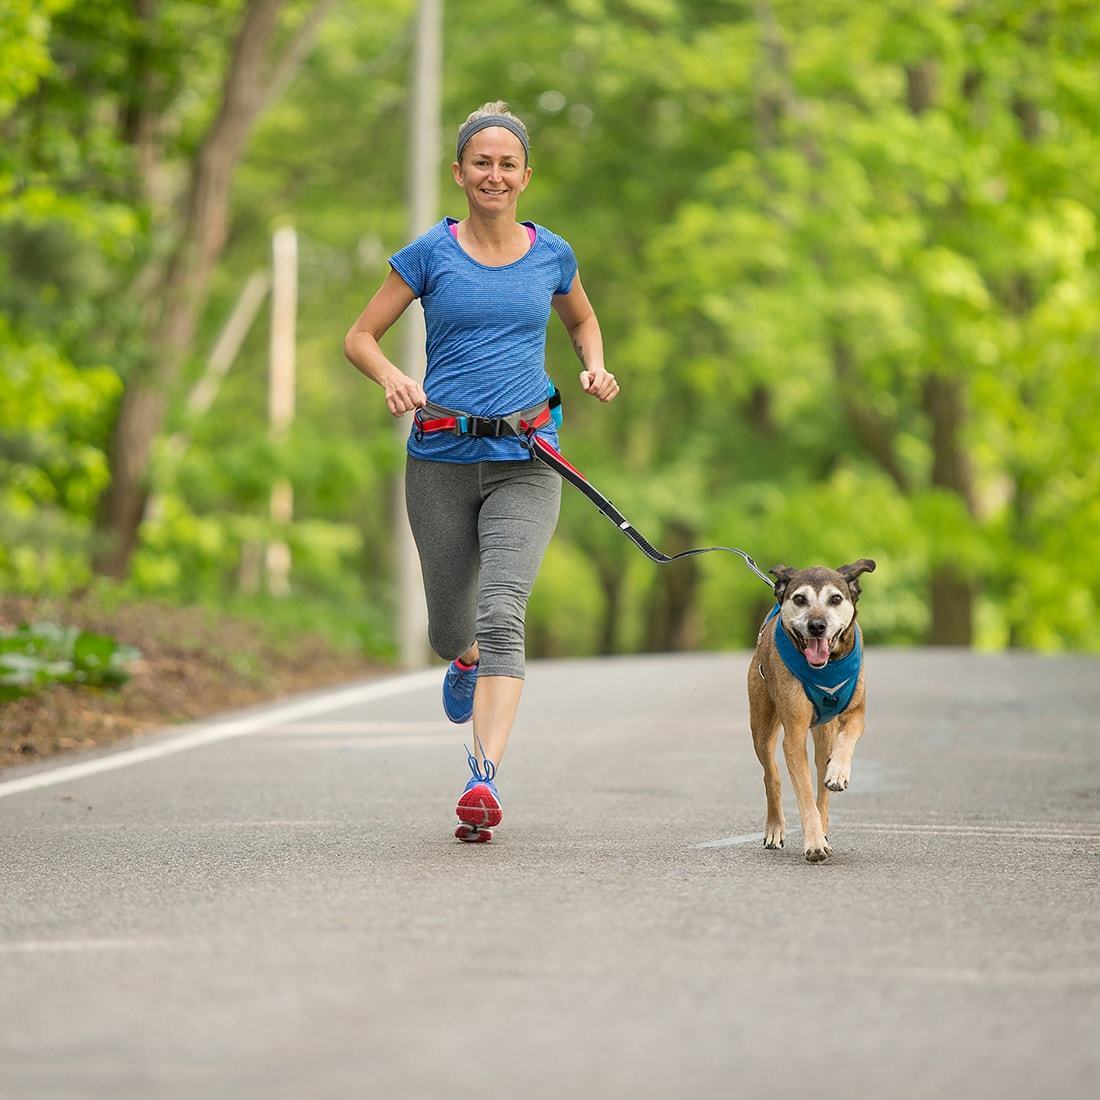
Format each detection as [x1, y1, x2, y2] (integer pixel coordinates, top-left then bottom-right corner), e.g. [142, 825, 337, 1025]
[2, 650, 1098, 1099]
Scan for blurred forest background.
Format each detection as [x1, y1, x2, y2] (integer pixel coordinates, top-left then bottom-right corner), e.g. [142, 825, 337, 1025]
[3, 0, 1099, 663]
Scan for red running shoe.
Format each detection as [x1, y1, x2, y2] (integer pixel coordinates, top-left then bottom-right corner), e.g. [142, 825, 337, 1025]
[455, 743, 502, 833]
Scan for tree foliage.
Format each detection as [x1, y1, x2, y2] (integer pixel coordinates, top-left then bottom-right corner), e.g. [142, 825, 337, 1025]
[1, 0, 1098, 655]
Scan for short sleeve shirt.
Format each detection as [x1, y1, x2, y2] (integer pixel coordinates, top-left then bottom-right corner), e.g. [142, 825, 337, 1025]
[389, 217, 577, 462]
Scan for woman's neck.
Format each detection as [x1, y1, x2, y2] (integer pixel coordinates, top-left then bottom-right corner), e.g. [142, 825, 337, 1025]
[456, 210, 530, 265]
[462, 209, 523, 246]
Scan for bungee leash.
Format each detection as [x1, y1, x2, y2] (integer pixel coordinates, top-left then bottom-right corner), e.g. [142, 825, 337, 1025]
[413, 397, 775, 589]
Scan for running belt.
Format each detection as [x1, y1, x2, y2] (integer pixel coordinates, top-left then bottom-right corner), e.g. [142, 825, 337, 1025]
[413, 398, 774, 588]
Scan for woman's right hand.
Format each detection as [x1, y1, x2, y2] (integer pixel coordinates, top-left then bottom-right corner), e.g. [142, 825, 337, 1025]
[384, 372, 428, 417]
[343, 270, 423, 415]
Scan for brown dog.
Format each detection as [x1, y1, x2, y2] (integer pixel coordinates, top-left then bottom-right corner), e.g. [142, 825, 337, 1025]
[747, 559, 876, 863]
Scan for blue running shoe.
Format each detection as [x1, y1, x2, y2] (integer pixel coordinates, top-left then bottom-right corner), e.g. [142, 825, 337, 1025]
[455, 742, 502, 837]
[442, 659, 478, 723]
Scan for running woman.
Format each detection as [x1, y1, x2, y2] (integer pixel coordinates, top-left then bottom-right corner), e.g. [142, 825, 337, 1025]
[343, 101, 618, 842]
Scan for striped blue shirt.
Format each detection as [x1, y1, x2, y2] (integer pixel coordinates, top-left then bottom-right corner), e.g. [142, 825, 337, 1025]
[389, 217, 577, 462]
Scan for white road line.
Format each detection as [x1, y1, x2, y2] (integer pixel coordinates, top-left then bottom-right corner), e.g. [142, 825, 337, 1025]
[843, 821, 1100, 838]
[695, 833, 764, 848]
[0, 938, 164, 954]
[271, 720, 454, 736]
[883, 966, 1100, 990]
[44, 820, 339, 831]
[278, 733, 459, 750]
[0, 668, 441, 801]
[693, 820, 1100, 848]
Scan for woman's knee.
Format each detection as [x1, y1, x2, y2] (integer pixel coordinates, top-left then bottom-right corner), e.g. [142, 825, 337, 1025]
[427, 623, 474, 663]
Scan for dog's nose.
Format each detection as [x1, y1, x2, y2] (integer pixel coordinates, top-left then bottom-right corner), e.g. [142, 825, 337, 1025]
[807, 619, 827, 638]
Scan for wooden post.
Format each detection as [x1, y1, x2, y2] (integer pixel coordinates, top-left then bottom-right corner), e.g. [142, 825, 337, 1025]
[147, 269, 271, 530]
[267, 225, 297, 597]
[394, 0, 441, 667]
[168, 270, 271, 463]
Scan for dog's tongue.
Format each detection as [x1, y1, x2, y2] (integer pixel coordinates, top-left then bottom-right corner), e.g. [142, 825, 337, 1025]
[804, 638, 830, 667]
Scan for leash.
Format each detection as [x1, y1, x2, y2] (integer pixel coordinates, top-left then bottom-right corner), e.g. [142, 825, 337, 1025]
[413, 398, 775, 589]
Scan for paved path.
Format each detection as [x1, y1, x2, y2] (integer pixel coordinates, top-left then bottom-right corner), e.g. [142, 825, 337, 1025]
[1, 651, 1098, 1099]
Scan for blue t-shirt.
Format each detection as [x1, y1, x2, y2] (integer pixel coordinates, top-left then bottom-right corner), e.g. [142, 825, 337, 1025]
[389, 217, 577, 462]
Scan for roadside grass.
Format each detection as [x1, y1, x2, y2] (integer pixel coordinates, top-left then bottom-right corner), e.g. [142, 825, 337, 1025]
[0, 584, 393, 769]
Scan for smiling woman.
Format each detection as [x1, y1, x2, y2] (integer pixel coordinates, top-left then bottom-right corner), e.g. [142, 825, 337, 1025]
[342, 100, 620, 844]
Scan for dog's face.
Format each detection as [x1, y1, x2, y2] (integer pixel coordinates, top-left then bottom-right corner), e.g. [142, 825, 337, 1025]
[769, 559, 876, 669]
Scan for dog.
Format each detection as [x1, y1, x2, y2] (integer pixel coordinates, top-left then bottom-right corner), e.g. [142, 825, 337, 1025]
[747, 559, 876, 863]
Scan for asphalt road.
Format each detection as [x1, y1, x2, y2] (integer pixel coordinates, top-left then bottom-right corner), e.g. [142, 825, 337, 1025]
[1, 649, 1098, 1100]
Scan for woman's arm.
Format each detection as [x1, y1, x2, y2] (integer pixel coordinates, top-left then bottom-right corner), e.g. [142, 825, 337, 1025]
[551, 274, 619, 402]
[343, 269, 427, 417]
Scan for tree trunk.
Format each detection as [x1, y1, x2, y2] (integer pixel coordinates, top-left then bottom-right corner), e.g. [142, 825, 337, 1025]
[644, 524, 700, 652]
[923, 374, 977, 644]
[93, 0, 338, 578]
[596, 559, 624, 654]
[904, 58, 978, 645]
[832, 334, 911, 494]
[929, 565, 974, 647]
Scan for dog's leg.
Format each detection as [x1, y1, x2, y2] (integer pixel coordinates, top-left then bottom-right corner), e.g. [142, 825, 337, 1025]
[782, 721, 832, 863]
[825, 705, 865, 793]
[752, 705, 784, 850]
[812, 721, 838, 838]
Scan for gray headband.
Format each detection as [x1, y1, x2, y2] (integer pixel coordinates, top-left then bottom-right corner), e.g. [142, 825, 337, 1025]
[456, 115, 529, 163]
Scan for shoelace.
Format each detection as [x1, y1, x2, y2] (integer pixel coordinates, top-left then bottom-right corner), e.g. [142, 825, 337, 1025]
[464, 734, 497, 784]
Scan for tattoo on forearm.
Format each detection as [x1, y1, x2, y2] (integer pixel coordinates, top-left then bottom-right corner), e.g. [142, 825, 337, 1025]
[573, 339, 586, 365]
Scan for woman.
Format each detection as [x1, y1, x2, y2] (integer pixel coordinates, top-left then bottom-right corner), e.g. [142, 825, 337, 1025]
[344, 101, 618, 843]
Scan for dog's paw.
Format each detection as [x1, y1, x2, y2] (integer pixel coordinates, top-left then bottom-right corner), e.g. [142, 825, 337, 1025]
[763, 821, 785, 850]
[804, 837, 833, 863]
[824, 760, 850, 792]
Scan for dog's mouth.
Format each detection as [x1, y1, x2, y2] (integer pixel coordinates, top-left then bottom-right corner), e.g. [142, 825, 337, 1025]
[800, 633, 839, 669]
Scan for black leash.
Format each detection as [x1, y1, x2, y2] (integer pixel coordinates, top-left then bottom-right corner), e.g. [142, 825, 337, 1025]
[524, 433, 774, 587]
[413, 400, 775, 589]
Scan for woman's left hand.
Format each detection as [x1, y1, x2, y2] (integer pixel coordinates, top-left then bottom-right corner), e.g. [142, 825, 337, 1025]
[580, 368, 619, 402]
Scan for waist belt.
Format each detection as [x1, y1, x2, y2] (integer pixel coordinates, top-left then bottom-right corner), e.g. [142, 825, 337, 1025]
[412, 396, 773, 586]
[414, 394, 557, 442]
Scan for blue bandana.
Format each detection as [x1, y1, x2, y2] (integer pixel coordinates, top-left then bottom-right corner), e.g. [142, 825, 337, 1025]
[764, 604, 862, 725]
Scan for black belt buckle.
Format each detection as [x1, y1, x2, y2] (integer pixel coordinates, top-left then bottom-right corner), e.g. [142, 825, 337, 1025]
[466, 415, 504, 438]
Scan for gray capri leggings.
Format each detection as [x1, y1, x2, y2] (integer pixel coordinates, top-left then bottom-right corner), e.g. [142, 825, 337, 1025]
[405, 456, 561, 679]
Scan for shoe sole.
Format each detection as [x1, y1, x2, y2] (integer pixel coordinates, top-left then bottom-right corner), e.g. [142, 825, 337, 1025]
[455, 823, 493, 843]
[456, 784, 502, 829]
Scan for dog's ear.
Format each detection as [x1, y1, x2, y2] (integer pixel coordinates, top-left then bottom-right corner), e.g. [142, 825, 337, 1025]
[836, 558, 876, 602]
[769, 564, 797, 603]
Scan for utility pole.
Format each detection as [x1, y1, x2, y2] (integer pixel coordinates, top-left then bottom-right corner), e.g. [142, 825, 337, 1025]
[267, 224, 297, 597]
[394, 0, 441, 667]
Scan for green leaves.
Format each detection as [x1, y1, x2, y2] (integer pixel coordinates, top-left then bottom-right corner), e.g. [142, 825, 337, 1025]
[0, 622, 140, 700]
[2, 0, 1098, 653]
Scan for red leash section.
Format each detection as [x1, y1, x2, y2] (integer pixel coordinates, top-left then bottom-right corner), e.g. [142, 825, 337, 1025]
[412, 401, 774, 587]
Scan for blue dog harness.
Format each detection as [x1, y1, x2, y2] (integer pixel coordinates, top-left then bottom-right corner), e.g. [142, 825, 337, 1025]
[763, 604, 863, 725]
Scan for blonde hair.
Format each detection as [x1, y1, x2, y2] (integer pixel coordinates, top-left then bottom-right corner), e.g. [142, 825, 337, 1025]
[456, 101, 530, 165]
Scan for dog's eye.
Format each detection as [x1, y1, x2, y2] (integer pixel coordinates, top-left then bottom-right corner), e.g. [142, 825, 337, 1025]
[792, 594, 807, 606]
[829, 594, 844, 605]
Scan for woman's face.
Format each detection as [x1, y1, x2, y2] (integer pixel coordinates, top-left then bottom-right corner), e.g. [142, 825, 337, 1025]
[452, 127, 531, 216]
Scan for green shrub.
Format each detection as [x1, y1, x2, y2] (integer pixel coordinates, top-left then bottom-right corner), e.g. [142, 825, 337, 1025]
[0, 622, 140, 700]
